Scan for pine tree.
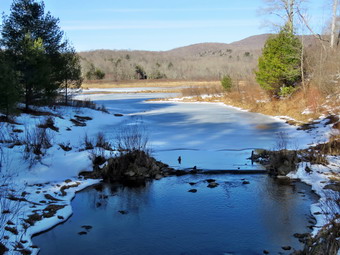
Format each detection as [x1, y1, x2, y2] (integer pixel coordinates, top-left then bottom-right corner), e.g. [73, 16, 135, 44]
[1, 0, 81, 108]
[0, 51, 19, 116]
[255, 26, 302, 97]
[58, 48, 83, 105]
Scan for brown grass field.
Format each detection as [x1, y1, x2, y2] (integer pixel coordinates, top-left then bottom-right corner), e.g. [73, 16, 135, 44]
[82, 79, 220, 89]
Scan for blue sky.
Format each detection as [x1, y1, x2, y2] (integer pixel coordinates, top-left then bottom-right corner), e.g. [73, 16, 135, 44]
[0, 0, 334, 52]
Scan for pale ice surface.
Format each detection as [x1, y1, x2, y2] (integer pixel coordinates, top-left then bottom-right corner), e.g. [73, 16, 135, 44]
[78, 92, 330, 170]
[0, 90, 338, 254]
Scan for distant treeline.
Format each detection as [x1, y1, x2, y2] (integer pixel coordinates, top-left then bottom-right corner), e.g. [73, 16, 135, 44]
[78, 37, 268, 82]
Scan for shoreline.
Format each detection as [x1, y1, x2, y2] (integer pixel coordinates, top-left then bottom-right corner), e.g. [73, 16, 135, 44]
[158, 96, 339, 238]
[1, 91, 338, 254]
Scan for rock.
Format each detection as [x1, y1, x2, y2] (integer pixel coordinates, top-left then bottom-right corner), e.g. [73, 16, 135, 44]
[44, 194, 62, 201]
[276, 175, 290, 180]
[333, 122, 340, 130]
[125, 171, 136, 177]
[281, 246, 291, 250]
[207, 182, 219, 188]
[189, 182, 197, 186]
[293, 233, 309, 238]
[57, 215, 64, 220]
[78, 231, 87, 235]
[242, 181, 250, 184]
[118, 210, 128, 215]
[174, 170, 187, 176]
[188, 189, 197, 193]
[151, 165, 160, 173]
[323, 183, 340, 192]
[154, 174, 163, 180]
[64, 179, 72, 183]
[206, 179, 216, 183]
[263, 250, 269, 254]
[114, 113, 124, 117]
[81, 225, 93, 230]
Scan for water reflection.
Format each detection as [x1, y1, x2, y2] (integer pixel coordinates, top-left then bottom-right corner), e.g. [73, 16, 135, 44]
[33, 175, 318, 255]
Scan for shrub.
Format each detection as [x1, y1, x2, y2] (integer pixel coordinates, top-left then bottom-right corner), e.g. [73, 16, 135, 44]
[23, 126, 53, 167]
[221, 75, 233, 91]
[256, 26, 302, 97]
[279, 86, 297, 97]
[115, 121, 149, 153]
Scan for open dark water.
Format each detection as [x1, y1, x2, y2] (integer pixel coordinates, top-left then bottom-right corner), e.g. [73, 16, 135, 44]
[33, 174, 318, 255]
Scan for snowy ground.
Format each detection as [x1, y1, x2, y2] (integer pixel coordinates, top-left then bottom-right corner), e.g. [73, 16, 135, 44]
[0, 105, 123, 254]
[0, 89, 339, 254]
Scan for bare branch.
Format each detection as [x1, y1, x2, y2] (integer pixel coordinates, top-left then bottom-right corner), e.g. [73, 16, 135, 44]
[296, 8, 329, 43]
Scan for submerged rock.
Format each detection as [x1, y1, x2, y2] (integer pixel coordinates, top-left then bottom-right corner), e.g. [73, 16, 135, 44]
[188, 189, 197, 193]
[207, 182, 219, 188]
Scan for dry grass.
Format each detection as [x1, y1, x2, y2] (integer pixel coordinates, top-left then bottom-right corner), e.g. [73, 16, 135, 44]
[82, 79, 220, 89]
[179, 80, 338, 123]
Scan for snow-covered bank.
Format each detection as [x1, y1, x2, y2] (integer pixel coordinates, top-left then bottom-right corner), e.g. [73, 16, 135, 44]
[1, 90, 339, 254]
[287, 156, 340, 236]
[0, 105, 123, 254]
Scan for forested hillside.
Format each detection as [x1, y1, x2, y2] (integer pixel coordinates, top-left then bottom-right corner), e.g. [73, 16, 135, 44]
[78, 34, 271, 81]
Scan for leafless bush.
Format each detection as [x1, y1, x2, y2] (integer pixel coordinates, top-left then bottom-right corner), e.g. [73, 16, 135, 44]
[59, 142, 72, 151]
[304, 40, 340, 95]
[95, 132, 112, 150]
[23, 125, 53, 167]
[115, 120, 149, 153]
[83, 133, 94, 150]
[275, 132, 289, 151]
[37, 117, 59, 132]
[67, 98, 97, 109]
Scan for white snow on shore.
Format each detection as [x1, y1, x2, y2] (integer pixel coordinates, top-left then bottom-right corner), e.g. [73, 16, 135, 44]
[0, 91, 339, 254]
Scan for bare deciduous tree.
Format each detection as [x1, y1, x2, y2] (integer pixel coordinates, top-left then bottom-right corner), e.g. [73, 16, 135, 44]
[330, 0, 339, 48]
[261, 0, 305, 33]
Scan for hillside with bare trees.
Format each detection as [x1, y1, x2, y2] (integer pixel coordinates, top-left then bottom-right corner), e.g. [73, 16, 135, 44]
[78, 34, 271, 81]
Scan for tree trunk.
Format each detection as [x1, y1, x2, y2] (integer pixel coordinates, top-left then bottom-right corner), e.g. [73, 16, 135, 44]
[330, 0, 339, 48]
[288, 0, 295, 33]
[65, 80, 68, 105]
[300, 35, 306, 92]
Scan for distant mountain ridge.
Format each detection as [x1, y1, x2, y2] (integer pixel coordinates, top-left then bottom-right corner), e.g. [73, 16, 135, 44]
[80, 34, 272, 56]
[165, 34, 272, 56]
[77, 34, 279, 81]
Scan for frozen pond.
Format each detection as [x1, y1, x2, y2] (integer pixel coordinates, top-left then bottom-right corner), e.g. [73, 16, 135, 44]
[77, 91, 313, 170]
[32, 90, 319, 254]
[33, 175, 318, 255]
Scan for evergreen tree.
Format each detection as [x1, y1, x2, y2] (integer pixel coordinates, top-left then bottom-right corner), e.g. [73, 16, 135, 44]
[58, 48, 83, 105]
[0, 50, 19, 116]
[1, 0, 81, 108]
[255, 26, 302, 97]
